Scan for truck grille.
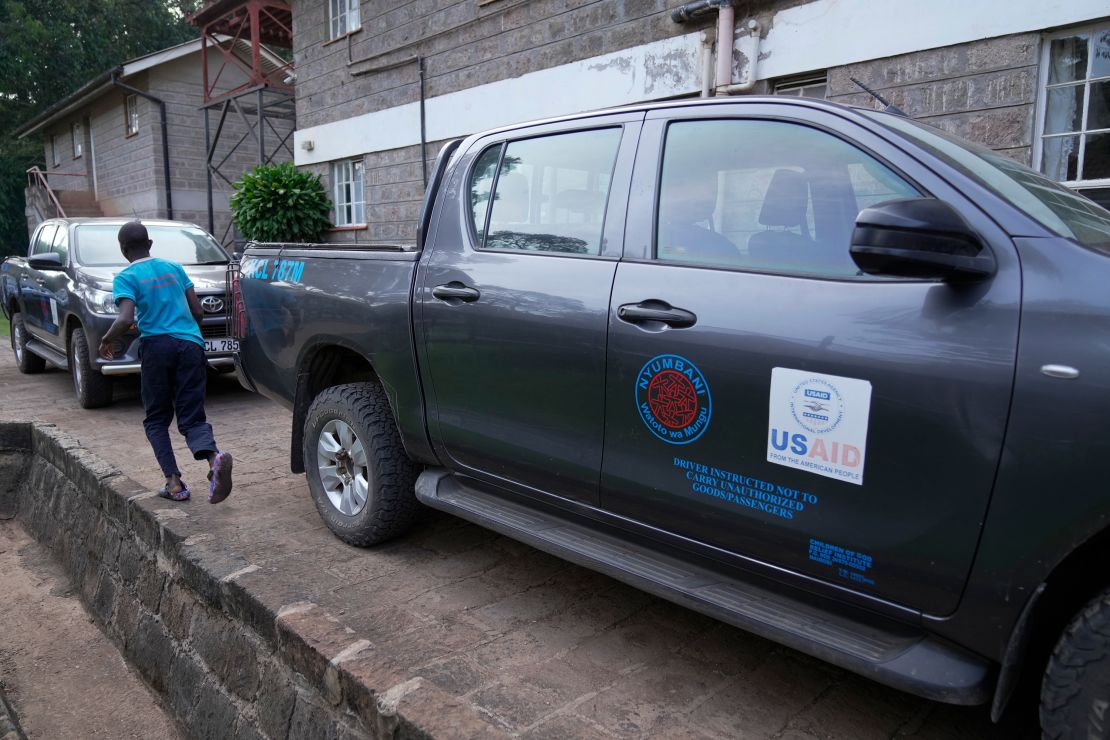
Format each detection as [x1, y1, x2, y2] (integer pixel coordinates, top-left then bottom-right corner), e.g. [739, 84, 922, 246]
[200, 324, 227, 339]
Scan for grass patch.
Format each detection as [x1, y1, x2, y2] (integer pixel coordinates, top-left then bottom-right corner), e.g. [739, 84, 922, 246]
[0, 318, 8, 339]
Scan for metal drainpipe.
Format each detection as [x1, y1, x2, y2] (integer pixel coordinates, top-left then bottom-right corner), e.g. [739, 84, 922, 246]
[111, 72, 173, 220]
[672, 0, 761, 96]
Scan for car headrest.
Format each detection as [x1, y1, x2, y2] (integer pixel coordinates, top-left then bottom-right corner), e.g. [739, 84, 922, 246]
[758, 169, 809, 228]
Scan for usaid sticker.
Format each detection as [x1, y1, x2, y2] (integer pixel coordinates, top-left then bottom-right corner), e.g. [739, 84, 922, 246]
[767, 368, 871, 485]
[635, 354, 712, 445]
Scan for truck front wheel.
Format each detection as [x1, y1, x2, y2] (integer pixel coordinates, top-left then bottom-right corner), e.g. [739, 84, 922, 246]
[302, 382, 421, 546]
[1041, 588, 1110, 739]
[70, 327, 113, 408]
[10, 313, 46, 374]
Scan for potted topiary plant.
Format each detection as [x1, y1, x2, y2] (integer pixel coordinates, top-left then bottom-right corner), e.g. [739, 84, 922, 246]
[229, 162, 333, 243]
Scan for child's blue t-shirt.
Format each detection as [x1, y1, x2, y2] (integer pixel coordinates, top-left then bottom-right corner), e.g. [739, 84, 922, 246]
[113, 257, 204, 347]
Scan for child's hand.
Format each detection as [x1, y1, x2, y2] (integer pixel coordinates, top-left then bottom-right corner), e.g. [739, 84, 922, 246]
[98, 340, 114, 360]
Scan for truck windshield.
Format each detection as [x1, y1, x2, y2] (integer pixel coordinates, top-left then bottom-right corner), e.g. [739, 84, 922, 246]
[74, 224, 228, 266]
[862, 111, 1110, 253]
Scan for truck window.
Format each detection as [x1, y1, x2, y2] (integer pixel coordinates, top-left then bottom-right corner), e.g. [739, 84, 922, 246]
[476, 128, 621, 256]
[51, 225, 69, 264]
[656, 119, 919, 277]
[31, 224, 58, 256]
[470, 144, 502, 242]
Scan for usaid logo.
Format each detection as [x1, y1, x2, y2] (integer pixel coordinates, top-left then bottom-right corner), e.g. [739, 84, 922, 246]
[200, 296, 224, 314]
[789, 378, 844, 435]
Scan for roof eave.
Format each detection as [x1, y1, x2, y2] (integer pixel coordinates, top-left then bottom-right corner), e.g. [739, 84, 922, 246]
[13, 68, 122, 140]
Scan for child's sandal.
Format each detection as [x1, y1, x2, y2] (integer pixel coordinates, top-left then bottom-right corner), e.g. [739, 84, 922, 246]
[158, 483, 190, 502]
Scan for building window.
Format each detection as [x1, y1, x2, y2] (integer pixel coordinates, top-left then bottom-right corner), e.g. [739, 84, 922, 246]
[332, 158, 365, 226]
[774, 74, 828, 99]
[51, 134, 61, 166]
[72, 122, 83, 159]
[1037, 26, 1110, 206]
[328, 0, 360, 40]
[125, 94, 139, 137]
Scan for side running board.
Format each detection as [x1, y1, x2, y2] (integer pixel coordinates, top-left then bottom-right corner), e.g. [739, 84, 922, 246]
[415, 470, 993, 705]
[25, 338, 69, 370]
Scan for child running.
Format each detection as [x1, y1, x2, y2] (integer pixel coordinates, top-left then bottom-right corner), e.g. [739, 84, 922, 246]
[98, 221, 233, 503]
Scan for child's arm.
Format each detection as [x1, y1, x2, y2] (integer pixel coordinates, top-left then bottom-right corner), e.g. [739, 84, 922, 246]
[98, 299, 136, 359]
[185, 287, 203, 326]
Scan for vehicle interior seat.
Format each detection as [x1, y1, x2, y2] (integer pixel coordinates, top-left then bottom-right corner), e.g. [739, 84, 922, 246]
[747, 169, 815, 264]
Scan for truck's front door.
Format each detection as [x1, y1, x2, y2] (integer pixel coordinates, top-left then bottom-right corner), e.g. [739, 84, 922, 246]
[22, 222, 58, 339]
[600, 106, 1020, 615]
[38, 224, 71, 349]
[418, 114, 640, 505]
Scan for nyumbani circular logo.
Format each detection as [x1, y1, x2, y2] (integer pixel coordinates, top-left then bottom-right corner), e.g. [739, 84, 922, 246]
[635, 354, 711, 445]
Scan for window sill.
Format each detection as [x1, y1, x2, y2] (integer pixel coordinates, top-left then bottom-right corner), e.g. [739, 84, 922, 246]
[322, 27, 362, 48]
[328, 224, 368, 232]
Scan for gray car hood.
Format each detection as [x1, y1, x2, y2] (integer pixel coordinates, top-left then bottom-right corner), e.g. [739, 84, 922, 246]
[77, 263, 228, 293]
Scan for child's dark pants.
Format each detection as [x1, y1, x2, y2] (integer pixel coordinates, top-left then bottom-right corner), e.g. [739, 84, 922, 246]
[140, 335, 217, 478]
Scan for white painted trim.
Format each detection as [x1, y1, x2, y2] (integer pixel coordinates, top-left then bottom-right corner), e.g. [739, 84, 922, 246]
[295, 0, 1110, 166]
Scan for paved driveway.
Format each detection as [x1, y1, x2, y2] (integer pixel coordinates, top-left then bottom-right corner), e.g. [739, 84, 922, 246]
[0, 349, 1036, 739]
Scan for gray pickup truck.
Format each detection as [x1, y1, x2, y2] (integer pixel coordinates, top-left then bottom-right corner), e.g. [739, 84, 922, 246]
[2, 218, 236, 408]
[233, 97, 1110, 735]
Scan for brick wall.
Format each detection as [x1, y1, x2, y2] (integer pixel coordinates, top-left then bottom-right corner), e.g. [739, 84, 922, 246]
[827, 33, 1041, 165]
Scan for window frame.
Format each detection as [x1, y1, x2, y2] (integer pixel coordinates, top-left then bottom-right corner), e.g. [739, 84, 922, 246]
[773, 73, 829, 99]
[51, 134, 61, 167]
[331, 157, 366, 227]
[31, 223, 59, 256]
[1033, 23, 1110, 189]
[124, 94, 140, 137]
[464, 126, 625, 259]
[328, 0, 361, 41]
[71, 121, 83, 159]
[646, 114, 930, 281]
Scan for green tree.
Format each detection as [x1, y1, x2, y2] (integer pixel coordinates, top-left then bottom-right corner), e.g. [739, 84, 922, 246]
[0, 0, 200, 257]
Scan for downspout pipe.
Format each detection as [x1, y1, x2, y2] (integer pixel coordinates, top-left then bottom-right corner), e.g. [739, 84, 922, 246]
[719, 19, 761, 94]
[671, 0, 761, 96]
[111, 71, 173, 220]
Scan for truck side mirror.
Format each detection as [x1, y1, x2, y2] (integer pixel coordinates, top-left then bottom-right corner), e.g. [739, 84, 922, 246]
[849, 198, 995, 281]
[28, 252, 64, 271]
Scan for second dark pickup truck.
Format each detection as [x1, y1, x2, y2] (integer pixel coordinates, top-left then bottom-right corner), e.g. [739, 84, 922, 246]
[233, 96, 1110, 735]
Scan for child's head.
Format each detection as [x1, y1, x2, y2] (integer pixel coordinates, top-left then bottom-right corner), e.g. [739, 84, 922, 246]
[117, 220, 152, 262]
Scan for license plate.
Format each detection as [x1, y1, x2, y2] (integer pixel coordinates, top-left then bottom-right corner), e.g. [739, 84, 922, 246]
[204, 338, 239, 353]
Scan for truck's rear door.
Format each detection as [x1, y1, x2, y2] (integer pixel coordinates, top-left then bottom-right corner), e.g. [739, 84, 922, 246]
[417, 112, 641, 505]
[600, 103, 1021, 615]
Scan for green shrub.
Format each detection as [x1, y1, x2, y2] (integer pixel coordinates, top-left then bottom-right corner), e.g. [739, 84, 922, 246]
[229, 162, 333, 243]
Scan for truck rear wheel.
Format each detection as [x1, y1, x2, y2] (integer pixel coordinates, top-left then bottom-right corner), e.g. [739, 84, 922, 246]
[10, 313, 45, 374]
[1041, 588, 1110, 739]
[302, 382, 421, 546]
[70, 328, 113, 409]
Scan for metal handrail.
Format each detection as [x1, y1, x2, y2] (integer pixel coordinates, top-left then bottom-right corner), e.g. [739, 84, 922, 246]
[25, 166, 66, 219]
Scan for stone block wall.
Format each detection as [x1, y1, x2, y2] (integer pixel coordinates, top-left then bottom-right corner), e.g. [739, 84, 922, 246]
[826, 33, 1041, 166]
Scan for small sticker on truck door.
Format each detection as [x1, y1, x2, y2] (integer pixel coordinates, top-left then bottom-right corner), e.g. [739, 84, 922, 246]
[767, 368, 871, 485]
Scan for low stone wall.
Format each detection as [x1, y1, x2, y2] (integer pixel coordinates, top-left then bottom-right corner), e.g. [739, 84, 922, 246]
[0, 421, 501, 740]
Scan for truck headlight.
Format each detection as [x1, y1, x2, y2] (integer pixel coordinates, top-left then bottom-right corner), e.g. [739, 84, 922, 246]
[88, 288, 119, 315]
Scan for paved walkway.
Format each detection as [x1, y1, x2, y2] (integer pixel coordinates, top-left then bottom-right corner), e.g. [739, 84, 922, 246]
[0, 350, 1034, 739]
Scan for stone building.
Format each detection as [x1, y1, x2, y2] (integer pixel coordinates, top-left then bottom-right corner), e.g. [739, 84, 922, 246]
[288, 0, 1110, 245]
[16, 38, 293, 244]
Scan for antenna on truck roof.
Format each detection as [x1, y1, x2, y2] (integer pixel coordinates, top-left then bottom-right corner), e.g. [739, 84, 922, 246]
[849, 77, 908, 117]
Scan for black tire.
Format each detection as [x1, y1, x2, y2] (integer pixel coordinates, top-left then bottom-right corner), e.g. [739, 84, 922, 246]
[1041, 589, 1110, 739]
[70, 327, 113, 409]
[10, 313, 46, 374]
[302, 382, 421, 546]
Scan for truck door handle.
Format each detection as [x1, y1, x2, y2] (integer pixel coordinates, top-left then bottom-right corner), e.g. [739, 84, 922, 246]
[618, 301, 697, 328]
[432, 283, 480, 302]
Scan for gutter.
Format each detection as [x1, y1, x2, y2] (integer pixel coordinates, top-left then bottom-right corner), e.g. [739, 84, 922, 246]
[110, 72, 174, 220]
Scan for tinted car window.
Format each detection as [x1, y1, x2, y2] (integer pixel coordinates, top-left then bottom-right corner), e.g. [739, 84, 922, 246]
[657, 120, 919, 277]
[480, 128, 621, 255]
[75, 224, 228, 267]
[31, 224, 58, 255]
[470, 144, 502, 242]
[51, 225, 69, 263]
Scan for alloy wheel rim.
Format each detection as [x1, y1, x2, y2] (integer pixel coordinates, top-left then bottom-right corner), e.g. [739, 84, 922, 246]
[317, 419, 371, 516]
[12, 322, 22, 363]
